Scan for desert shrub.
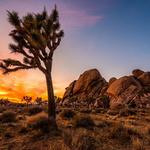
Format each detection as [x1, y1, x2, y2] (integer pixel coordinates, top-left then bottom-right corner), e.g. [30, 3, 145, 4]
[110, 123, 141, 145]
[0, 106, 6, 113]
[63, 131, 97, 150]
[73, 115, 95, 129]
[132, 138, 145, 150]
[0, 111, 16, 123]
[127, 100, 137, 108]
[107, 110, 119, 116]
[100, 95, 110, 109]
[60, 109, 76, 120]
[27, 112, 50, 133]
[110, 124, 131, 145]
[119, 108, 137, 117]
[4, 132, 13, 139]
[96, 120, 112, 128]
[79, 108, 92, 113]
[19, 126, 28, 134]
[28, 106, 43, 115]
[73, 135, 97, 150]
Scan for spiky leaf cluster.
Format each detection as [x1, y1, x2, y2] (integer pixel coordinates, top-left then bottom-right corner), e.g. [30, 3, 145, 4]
[0, 6, 64, 74]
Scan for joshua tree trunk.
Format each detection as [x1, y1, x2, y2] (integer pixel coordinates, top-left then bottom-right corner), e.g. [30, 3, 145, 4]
[45, 60, 57, 128]
[0, 7, 64, 130]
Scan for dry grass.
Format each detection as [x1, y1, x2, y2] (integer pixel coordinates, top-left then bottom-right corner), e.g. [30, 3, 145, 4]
[27, 112, 50, 133]
[0, 110, 17, 123]
[132, 138, 145, 150]
[0, 104, 150, 150]
[27, 106, 43, 115]
[73, 115, 95, 129]
[60, 109, 76, 120]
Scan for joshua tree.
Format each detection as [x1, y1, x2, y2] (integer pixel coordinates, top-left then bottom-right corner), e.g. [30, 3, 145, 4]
[22, 96, 32, 106]
[35, 97, 43, 105]
[0, 6, 64, 128]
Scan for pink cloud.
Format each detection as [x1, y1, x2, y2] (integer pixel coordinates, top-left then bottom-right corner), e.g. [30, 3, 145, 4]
[60, 9, 103, 29]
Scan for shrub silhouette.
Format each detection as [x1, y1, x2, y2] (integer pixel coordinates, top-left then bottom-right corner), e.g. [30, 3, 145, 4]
[60, 109, 76, 120]
[27, 112, 50, 133]
[73, 115, 95, 129]
[0, 111, 17, 123]
[28, 106, 43, 115]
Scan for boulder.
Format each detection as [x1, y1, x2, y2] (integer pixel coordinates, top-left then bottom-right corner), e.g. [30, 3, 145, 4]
[73, 69, 103, 94]
[107, 76, 142, 107]
[132, 69, 144, 78]
[108, 77, 117, 86]
[138, 72, 150, 86]
[63, 80, 76, 99]
[107, 76, 142, 97]
[62, 69, 107, 106]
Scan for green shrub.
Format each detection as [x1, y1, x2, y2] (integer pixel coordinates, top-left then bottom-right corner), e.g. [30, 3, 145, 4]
[0, 111, 16, 123]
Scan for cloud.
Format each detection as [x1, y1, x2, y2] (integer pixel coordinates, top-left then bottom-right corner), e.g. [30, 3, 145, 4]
[48, 0, 103, 29]
[0, 70, 64, 102]
[60, 9, 103, 29]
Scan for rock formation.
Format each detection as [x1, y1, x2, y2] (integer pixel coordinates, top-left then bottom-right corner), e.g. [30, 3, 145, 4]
[61, 68, 150, 109]
[62, 69, 107, 107]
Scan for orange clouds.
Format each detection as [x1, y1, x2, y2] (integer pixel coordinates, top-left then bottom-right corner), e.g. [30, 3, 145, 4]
[0, 70, 64, 102]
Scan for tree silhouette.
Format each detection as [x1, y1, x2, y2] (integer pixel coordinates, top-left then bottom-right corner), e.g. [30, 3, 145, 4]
[22, 96, 32, 105]
[35, 97, 42, 105]
[0, 6, 64, 128]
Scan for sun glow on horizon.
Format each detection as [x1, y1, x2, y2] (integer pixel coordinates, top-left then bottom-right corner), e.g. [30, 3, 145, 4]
[0, 70, 65, 102]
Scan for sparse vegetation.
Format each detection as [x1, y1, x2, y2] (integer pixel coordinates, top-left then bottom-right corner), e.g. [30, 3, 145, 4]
[0, 101, 149, 149]
[28, 106, 43, 115]
[60, 109, 76, 120]
[27, 112, 50, 133]
[110, 123, 142, 145]
[0, 111, 17, 123]
[132, 138, 145, 150]
[73, 115, 95, 129]
[119, 108, 137, 117]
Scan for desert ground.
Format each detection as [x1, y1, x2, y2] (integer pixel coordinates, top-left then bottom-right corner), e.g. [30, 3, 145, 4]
[0, 100, 150, 150]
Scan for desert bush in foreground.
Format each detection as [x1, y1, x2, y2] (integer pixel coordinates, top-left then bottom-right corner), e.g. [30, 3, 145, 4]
[132, 138, 145, 150]
[96, 119, 112, 128]
[28, 106, 43, 115]
[0, 106, 6, 113]
[73, 115, 95, 129]
[63, 131, 97, 150]
[27, 112, 50, 133]
[110, 123, 141, 145]
[0, 111, 16, 123]
[73, 135, 97, 150]
[60, 109, 76, 120]
[119, 108, 137, 117]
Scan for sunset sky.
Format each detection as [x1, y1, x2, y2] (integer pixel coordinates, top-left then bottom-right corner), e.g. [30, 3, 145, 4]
[0, 0, 150, 102]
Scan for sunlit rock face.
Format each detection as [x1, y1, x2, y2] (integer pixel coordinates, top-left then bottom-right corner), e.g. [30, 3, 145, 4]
[62, 69, 107, 106]
[107, 69, 150, 109]
[61, 68, 150, 109]
[107, 76, 142, 108]
[138, 72, 150, 86]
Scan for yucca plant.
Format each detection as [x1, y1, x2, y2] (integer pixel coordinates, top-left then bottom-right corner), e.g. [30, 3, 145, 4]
[0, 5, 64, 129]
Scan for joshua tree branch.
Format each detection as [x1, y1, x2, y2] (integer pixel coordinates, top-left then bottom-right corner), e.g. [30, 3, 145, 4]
[0, 62, 36, 74]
